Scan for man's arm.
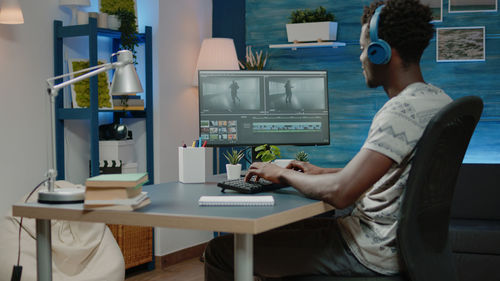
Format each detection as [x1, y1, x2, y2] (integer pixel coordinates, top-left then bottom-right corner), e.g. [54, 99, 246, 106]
[245, 148, 394, 209]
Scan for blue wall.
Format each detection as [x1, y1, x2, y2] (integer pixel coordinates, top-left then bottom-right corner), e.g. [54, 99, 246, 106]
[246, 0, 500, 167]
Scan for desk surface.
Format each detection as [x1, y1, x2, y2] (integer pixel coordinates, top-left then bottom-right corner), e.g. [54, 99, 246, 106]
[13, 181, 333, 234]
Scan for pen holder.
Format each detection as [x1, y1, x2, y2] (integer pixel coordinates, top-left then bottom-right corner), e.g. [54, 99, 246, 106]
[178, 147, 213, 183]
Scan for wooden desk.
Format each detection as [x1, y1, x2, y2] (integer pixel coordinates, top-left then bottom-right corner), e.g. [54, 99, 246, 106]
[13, 181, 333, 281]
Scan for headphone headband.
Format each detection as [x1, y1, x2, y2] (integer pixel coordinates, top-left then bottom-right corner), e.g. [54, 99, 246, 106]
[370, 5, 384, 43]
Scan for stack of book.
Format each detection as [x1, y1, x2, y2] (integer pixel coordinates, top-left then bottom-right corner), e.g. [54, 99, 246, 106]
[112, 95, 144, 111]
[84, 172, 150, 210]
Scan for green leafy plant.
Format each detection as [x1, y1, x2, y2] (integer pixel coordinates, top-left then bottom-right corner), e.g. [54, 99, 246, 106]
[224, 149, 244, 165]
[255, 144, 281, 162]
[100, 0, 139, 61]
[239, 46, 269, 70]
[295, 151, 309, 162]
[289, 6, 335, 23]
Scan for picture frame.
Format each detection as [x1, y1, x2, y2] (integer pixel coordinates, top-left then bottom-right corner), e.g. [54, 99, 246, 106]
[436, 27, 486, 62]
[449, 0, 497, 13]
[68, 59, 113, 109]
[421, 0, 443, 22]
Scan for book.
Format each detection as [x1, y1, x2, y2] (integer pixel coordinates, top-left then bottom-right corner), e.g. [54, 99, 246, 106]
[85, 185, 143, 201]
[198, 195, 275, 206]
[84, 192, 150, 210]
[85, 173, 148, 188]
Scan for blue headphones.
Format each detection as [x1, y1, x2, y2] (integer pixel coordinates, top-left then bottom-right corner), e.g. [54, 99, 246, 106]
[368, 5, 391, 64]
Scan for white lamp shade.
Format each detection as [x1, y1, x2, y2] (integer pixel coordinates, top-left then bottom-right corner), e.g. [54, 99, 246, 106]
[0, 0, 24, 24]
[110, 50, 144, 95]
[193, 38, 239, 86]
[59, 0, 90, 6]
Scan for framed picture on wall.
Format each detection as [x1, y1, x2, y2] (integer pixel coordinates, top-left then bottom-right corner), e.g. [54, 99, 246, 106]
[421, 0, 443, 22]
[68, 59, 114, 109]
[449, 0, 497, 13]
[436, 27, 485, 62]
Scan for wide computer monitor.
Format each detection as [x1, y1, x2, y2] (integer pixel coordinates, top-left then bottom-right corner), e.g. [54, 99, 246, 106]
[198, 70, 330, 147]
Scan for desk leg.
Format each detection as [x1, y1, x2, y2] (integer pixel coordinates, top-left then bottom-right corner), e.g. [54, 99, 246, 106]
[234, 233, 253, 281]
[36, 219, 52, 281]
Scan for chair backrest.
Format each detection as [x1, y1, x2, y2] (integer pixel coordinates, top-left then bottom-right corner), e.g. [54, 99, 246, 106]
[397, 96, 483, 281]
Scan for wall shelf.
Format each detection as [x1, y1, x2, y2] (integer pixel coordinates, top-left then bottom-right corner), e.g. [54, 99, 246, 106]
[269, 41, 346, 50]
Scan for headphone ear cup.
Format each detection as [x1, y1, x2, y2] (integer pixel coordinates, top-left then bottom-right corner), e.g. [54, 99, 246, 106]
[368, 39, 391, 65]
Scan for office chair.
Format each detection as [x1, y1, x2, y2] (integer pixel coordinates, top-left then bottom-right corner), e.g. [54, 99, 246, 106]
[284, 96, 484, 281]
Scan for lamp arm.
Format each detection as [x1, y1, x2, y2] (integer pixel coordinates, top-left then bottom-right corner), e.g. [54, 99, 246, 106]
[47, 62, 123, 94]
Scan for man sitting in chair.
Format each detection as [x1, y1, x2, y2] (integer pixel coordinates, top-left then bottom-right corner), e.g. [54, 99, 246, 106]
[204, 0, 453, 279]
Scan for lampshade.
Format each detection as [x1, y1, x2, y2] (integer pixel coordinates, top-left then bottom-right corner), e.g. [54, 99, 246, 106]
[110, 50, 144, 95]
[0, 0, 24, 24]
[193, 38, 239, 86]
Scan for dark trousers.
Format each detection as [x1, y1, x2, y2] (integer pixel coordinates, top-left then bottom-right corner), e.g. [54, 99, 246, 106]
[204, 217, 381, 280]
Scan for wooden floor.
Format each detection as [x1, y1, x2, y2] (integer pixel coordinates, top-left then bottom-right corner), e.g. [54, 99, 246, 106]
[125, 258, 204, 281]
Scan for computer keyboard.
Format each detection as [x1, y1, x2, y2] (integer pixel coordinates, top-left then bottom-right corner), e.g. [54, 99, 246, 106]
[217, 178, 286, 194]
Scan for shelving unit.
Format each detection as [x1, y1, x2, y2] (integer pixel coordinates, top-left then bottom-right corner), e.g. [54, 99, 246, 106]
[269, 41, 346, 50]
[53, 18, 154, 183]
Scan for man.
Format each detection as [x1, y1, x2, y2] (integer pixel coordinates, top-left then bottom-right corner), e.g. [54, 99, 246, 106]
[284, 80, 293, 104]
[204, 0, 452, 279]
[230, 80, 241, 104]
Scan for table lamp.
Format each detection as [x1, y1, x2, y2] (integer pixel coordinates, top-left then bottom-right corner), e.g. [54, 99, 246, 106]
[192, 38, 239, 86]
[0, 0, 24, 24]
[38, 50, 143, 204]
[59, 0, 90, 25]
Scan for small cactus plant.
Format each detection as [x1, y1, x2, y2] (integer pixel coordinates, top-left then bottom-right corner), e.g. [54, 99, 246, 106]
[295, 151, 309, 162]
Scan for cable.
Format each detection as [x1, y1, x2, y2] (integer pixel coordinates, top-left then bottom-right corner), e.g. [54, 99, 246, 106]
[12, 179, 48, 281]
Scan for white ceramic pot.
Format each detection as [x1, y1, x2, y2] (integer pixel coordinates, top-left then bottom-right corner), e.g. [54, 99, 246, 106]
[226, 164, 242, 180]
[273, 159, 293, 168]
[286, 21, 338, 42]
[107, 14, 120, 30]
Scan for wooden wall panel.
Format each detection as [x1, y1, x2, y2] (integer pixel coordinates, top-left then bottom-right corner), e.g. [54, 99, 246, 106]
[246, 0, 500, 166]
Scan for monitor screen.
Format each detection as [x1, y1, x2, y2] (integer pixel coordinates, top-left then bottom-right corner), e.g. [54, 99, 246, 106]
[198, 70, 330, 146]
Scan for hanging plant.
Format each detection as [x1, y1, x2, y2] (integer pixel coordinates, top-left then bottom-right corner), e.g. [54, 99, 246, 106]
[114, 8, 139, 62]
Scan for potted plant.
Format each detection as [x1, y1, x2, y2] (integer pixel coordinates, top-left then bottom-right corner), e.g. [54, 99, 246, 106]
[286, 6, 338, 43]
[239, 46, 269, 70]
[255, 144, 281, 163]
[224, 149, 245, 180]
[295, 151, 309, 162]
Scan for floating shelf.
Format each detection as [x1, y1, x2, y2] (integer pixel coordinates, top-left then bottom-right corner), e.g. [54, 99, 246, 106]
[269, 42, 346, 50]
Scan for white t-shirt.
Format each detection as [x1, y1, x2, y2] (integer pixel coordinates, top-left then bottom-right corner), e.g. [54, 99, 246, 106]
[338, 82, 452, 275]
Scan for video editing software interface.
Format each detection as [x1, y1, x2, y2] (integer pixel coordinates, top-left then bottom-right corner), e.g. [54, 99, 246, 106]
[198, 70, 330, 146]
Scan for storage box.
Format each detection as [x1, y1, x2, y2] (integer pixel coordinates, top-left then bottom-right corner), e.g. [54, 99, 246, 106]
[178, 147, 213, 183]
[99, 140, 136, 164]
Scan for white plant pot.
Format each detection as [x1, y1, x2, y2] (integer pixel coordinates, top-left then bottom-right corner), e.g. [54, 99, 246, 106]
[226, 164, 242, 180]
[273, 159, 293, 168]
[286, 21, 338, 42]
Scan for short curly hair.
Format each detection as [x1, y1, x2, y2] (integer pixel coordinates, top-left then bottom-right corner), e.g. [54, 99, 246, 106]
[361, 0, 434, 64]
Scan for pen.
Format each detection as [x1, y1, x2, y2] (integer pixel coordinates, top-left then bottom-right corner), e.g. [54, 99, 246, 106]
[192, 140, 196, 147]
[198, 137, 202, 147]
[202, 140, 207, 147]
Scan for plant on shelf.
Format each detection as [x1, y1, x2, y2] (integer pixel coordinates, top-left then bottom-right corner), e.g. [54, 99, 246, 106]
[295, 151, 309, 162]
[224, 149, 245, 180]
[286, 6, 338, 43]
[289, 6, 335, 23]
[239, 46, 269, 70]
[255, 144, 281, 163]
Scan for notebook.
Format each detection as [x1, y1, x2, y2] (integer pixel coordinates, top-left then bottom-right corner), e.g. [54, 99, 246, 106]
[198, 195, 275, 206]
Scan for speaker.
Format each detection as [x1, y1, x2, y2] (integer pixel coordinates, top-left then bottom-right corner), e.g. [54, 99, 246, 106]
[368, 5, 391, 64]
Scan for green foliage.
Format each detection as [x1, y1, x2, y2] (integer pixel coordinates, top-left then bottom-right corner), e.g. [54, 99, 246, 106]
[224, 149, 244, 165]
[295, 151, 309, 162]
[289, 6, 335, 23]
[255, 144, 281, 162]
[72, 60, 112, 108]
[239, 46, 269, 70]
[100, 0, 138, 61]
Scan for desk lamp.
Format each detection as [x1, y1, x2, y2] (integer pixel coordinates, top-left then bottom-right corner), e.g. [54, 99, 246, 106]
[38, 50, 143, 203]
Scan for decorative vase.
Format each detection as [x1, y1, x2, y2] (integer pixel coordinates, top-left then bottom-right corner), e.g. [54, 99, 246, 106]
[226, 164, 242, 180]
[285, 21, 338, 42]
[273, 159, 293, 168]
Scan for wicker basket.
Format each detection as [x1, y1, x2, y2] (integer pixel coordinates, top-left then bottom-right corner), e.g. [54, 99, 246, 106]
[108, 224, 153, 269]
